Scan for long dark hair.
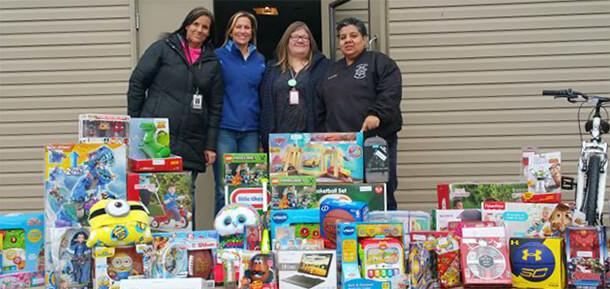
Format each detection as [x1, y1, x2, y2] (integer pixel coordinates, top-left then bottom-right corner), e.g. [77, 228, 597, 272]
[171, 7, 215, 47]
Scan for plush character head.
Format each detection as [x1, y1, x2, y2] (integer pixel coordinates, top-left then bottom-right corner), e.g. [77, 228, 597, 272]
[86, 199, 152, 247]
[214, 203, 260, 237]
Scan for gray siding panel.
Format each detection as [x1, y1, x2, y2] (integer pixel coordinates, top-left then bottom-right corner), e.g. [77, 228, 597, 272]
[0, 1, 132, 213]
[389, 0, 610, 210]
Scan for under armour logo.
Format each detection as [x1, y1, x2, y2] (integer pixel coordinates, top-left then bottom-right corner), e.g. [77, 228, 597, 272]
[522, 249, 542, 261]
[354, 64, 368, 79]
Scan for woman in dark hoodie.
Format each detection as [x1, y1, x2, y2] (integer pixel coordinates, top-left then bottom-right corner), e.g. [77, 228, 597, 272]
[259, 21, 331, 149]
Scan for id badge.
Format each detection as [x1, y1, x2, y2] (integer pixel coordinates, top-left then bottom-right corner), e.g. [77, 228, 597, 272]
[289, 89, 299, 105]
[192, 94, 203, 110]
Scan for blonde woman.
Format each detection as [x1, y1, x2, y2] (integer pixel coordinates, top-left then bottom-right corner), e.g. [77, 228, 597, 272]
[213, 11, 265, 213]
[260, 21, 330, 150]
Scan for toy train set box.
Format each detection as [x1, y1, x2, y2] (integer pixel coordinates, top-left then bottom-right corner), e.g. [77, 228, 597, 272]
[269, 132, 364, 183]
[127, 172, 193, 232]
[0, 213, 44, 289]
[44, 144, 127, 229]
[277, 250, 337, 289]
[437, 182, 528, 209]
[509, 237, 565, 289]
[128, 118, 183, 172]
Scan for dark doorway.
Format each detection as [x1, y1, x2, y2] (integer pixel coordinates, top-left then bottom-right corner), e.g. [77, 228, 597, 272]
[214, 0, 322, 60]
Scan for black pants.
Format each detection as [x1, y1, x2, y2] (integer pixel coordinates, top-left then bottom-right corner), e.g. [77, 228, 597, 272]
[191, 171, 198, 229]
[386, 134, 398, 210]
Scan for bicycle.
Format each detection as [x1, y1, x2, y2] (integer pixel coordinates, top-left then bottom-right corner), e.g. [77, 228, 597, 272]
[543, 89, 609, 225]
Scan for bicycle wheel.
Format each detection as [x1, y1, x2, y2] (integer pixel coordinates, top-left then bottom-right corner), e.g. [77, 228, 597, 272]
[584, 154, 602, 225]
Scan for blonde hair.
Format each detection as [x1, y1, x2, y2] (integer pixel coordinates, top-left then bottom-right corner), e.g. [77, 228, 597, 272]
[223, 11, 258, 47]
[275, 21, 319, 73]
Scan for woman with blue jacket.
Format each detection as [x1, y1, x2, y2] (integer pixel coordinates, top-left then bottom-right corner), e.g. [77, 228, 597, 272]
[214, 11, 265, 213]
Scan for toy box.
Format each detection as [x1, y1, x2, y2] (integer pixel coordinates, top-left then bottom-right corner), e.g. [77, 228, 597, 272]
[310, 183, 387, 211]
[482, 201, 584, 238]
[409, 232, 461, 288]
[151, 231, 218, 286]
[433, 209, 481, 231]
[509, 237, 565, 289]
[277, 250, 337, 289]
[566, 226, 605, 288]
[269, 132, 364, 183]
[363, 136, 389, 183]
[319, 199, 368, 249]
[44, 143, 127, 228]
[223, 153, 268, 186]
[128, 118, 183, 172]
[408, 242, 436, 289]
[460, 226, 512, 287]
[214, 204, 261, 250]
[45, 228, 92, 289]
[270, 176, 316, 209]
[437, 182, 528, 209]
[127, 172, 193, 232]
[337, 222, 408, 289]
[227, 185, 271, 213]
[524, 151, 562, 202]
[270, 209, 321, 245]
[78, 114, 130, 144]
[238, 251, 277, 289]
[606, 226, 610, 287]
[0, 213, 44, 289]
[366, 210, 431, 233]
[92, 244, 154, 289]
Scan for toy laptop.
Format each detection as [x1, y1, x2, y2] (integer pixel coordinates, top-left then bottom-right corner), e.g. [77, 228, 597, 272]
[223, 153, 268, 186]
[45, 228, 92, 289]
[128, 118, 183, 172]
[278, 250, 337, 289]
[127, 172, 193, 232]
[269, 132, 364, 183]
[509, 237, 565, 289]
[460, 226, 511, 287]
[270, 176, 316, 210]
[566, 226, 605, 288]
[44, 143, 127, 228]
[437, 182, 527, 209]
[78, 113, 130, 144]
[0, 213, 44, 289]
[311, 183, 387, 211]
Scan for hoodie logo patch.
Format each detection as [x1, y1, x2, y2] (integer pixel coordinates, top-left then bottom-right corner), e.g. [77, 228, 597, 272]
[354, 64, 368, 79]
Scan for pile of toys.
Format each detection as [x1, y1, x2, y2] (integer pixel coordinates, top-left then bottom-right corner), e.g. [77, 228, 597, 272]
[5, 113, 610, 289]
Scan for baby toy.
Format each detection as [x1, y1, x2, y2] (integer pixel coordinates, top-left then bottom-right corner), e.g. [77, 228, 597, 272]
[359, 238, 404, 281]
[86, 199, 153, 248]
[214, 203, 261, 249]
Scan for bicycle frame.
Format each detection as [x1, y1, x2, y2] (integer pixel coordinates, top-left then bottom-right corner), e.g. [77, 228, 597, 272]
[574, 137, 608, 221]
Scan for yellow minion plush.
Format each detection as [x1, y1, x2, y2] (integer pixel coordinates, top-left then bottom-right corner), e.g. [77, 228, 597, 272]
[86, 199, 152, 247]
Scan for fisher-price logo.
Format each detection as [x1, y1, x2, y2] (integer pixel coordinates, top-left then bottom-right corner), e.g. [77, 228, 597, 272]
[272, 212, 288, 223]
[342, 226, 355, 235]
[483, 201, 506, 210]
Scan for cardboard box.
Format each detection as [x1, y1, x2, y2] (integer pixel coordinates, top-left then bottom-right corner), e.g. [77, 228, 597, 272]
[524, 151, 562, 202]
[566, 227, 604, 288]
[93, 245, 154, 289]
[319, 199, 368, 249]
[433, 209, 481, 231]
[366, 211, 431, 233]
[45, 228, 92, 289]
[510, 237, 565, 289]
[270, 176, 316, 210]
[460, 226, 512, 287]
[278, 250, 337, 289]
[270, 209, 320, 245]
[238, 251, 277, 289]
[78, 114, 130, 144]
[269, 133, 364, 183]
[312, 183, 386, 211]
[129, 118, 182, 172]
[127, 172, 193, 232]
[223, 153, 268, 186]
[437, 182, 528, 209]
[0, 213, 44, 289]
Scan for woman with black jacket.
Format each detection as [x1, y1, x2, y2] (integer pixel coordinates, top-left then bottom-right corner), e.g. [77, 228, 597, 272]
[127, 7, 223, 174]
[259, 21, 330, 150]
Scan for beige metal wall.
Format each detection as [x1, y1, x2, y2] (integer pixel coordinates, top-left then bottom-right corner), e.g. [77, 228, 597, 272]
[0, 0, 135, 212]
[390, 0, 610, 211]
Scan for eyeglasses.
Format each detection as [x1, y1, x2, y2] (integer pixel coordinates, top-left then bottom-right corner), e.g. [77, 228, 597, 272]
[290, 35, 310, 42]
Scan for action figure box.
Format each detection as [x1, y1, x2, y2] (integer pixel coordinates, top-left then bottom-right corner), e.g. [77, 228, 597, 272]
[482, 201, 584, 238]
[128, 118, 183, 172]
[45, 228, 92, 289]
[223, 153, 268, 186]
[509, 237, 565, 289]
[523, 151, 562, 203]
[270, 176, 316, 210]
[566, 226, 605, 288]
[309, 183, 386, 211]
[270, 209, 321, 246]
[336, 222, 408, 289]
[366, 210, 431, 233]
[437, 182, 528, 209]
[460, 226, 512, 287]
[433, 209, 481, 231]
[44, 143, 127, 228]
[127, 172, 193, 232]
[238, 251, 277, 289]
[151, 231, 218, 287]
[277, 250, 337, 289]
[319, 199, 368, 249]
[0, 213, 44, 289]
[78, 113, 130, 144]
[269, 132, 364, 183]
[92, 244, 154, 289]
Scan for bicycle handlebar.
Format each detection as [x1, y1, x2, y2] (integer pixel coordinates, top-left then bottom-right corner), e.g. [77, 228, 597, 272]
[542, 89, 576, 97]
[543, 89, 610, 104]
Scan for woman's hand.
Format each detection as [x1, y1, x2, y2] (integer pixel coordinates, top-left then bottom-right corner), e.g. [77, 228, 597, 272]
[360, 115, 380, 132]
[204, 150, 216, 166]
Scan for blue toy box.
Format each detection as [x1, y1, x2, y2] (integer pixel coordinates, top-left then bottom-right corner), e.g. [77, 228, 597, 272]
[270, 209, 321, 248]
[320, 199, 368, 249]
[269, 132, 364, 183]
[0, 213, 45, 289]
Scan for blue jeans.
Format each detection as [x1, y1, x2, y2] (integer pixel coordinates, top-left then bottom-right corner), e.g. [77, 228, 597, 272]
[213, 128, 259, 214]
